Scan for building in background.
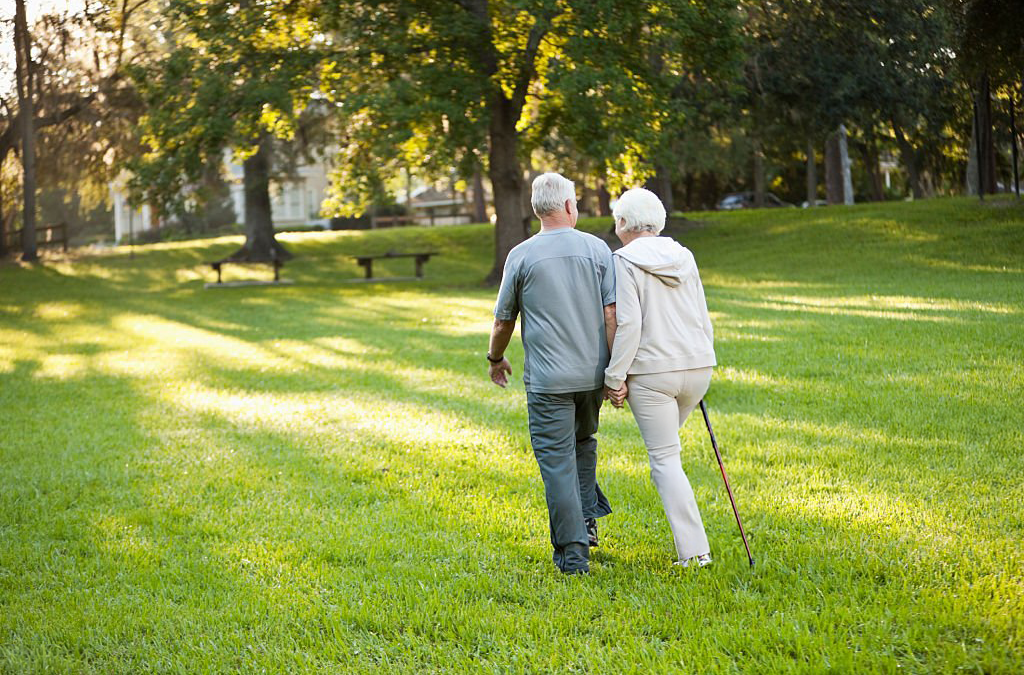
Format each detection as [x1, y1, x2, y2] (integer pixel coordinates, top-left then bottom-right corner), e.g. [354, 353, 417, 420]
[109, 155, 332, 243]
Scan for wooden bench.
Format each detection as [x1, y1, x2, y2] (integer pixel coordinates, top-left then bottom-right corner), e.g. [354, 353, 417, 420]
[352, 251, 437, 281]
[371, 215, 417, 228]
[208, 257, 283, 285]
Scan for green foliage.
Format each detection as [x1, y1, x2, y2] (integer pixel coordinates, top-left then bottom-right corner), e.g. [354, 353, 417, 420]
[538, 0, 743, 191]
[319, 0, 743, 212]
[1, 198, 1023, 671]
[319, 0, 492, 215]
[126, 0, 321, 216]
[957, 0, 1024, 90]
[739, 0, 966, 198]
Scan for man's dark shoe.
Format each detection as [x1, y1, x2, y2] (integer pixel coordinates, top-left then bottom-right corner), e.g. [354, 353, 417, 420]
[586, 517, 598, 548]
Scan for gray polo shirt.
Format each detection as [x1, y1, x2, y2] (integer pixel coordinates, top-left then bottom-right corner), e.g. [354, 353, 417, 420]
[494, 228, 616, 393]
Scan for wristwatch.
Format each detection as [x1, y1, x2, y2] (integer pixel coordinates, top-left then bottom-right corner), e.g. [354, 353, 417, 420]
[486, 353, 504, 364]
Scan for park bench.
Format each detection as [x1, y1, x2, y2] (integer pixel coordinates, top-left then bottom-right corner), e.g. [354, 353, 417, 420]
[371, 215, 417, 228]
[207, 256, 284, 286]
[352, 250, 438, 281]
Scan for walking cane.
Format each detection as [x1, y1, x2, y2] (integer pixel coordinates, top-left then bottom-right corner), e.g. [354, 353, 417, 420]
[699, 400, 755, 568]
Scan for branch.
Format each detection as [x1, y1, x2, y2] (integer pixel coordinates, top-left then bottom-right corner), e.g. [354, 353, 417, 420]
[450, 0, 500, 78]
[511, 10, 556, 113]
[0, 92, 97, 163]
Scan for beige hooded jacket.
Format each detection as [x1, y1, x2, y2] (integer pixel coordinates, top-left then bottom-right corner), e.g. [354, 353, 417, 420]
[604, 236, 716, 389]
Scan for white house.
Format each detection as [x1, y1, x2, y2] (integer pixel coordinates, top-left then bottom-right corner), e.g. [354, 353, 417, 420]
[225, 157, 332, 231]
[110, 175, 155, 243]
[110, 154, 333, 243]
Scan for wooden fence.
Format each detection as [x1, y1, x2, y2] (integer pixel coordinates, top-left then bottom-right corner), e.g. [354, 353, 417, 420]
[1, 222, 69, 253]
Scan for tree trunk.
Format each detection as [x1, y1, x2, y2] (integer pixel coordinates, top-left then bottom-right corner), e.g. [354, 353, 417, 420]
[973, 74, 997, 196]
[645, 166, 674, 213]
[404, 167, 413, 217]
[805, 139, 817, 206]
[752, 137, 765, 207]
[839, 124, 854, 205]
[0, 175, 7, 256]
[824, 131, 842, 205]
[472, 169, 488, 223]
[857, 137, 884, 202]
[597, 181, 611, 216]
[966, 104, 979, 196]
[230, 134, 291, 262]
[1010, 94, 1020, 198]
[14, 0, 37, 262]
[702, 172, 719, 210]
[485, 96, 527, 284]
[892, 121, 924, 199]
[682, 172, 695, 210]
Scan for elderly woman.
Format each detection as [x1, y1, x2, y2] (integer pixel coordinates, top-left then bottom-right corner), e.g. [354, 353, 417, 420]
[605, 188, 716, 568]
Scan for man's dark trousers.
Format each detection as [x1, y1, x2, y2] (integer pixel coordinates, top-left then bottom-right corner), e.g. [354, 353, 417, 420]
[526, 387, 613, 573]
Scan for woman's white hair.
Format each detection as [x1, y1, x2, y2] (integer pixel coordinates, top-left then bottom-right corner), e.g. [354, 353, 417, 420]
[531, 172, 576, 217]
[613, 187, 666, 234]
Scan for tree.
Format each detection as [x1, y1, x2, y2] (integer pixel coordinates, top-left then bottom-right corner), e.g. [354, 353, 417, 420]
[956, 0, 1024, 197]
[751, 1, 961, 202]
[1, 1, 158, 256]
[322, 0, 740, 283]
[12, 0, 38, 261]
[128, 0, 321, 262]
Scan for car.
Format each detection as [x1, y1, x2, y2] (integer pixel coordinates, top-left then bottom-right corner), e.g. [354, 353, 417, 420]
[716, 192, 795, 210]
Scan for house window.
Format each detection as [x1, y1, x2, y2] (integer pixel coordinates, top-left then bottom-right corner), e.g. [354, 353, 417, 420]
[272, 181, 305, 221]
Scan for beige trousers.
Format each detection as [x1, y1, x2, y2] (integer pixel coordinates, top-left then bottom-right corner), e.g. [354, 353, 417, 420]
[626, 367, 713, 561]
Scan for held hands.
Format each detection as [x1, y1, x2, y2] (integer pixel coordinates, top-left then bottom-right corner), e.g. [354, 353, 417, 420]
[489, 357, 512, 388]
[604, 383, 628, 408]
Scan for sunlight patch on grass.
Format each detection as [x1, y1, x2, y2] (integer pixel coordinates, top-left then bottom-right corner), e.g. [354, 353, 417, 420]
[33, 302, 86, 321]
[34, 354, 90, 380]
[715, 329, 784, 343]
[311, 336, 383, 356]
[93, 516, 157, 564]
[764, 294, 1019, 315]
[728, 297, 963, 323]
[46, 260, 120, 279]
[175, 267, 210, 284]
[701, 273, 826, 291]
[716, 366, 796, 389]
[0, 345, 17, 373]
[912, 257, 1024, 275]
[755, 413, 923, 450]
[265, 339, 369, 370]
[113, 314, 291, 372]
[164, 381, 505, 458]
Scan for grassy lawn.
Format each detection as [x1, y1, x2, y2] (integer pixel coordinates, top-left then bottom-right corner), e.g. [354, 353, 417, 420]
[1, 197, 1022, 672]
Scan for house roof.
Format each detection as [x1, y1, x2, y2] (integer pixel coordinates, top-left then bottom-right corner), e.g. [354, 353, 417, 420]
[411, 186, 462, 208]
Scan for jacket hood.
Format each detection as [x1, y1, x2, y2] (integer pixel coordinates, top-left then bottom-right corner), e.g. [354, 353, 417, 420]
[615, 236, 695, 287]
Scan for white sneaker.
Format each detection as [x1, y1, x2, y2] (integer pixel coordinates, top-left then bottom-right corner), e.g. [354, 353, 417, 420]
[674, 553, 712, 568]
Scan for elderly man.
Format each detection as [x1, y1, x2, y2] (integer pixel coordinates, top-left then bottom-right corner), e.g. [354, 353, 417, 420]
[487, 172, 616, 575]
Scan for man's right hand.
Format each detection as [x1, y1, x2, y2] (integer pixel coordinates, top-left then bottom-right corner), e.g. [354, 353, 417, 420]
[489, 357, 512, 388]
[604, 383, 627, 408]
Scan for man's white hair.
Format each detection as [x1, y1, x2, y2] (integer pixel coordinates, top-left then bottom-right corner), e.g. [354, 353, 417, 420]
[613, 187, 666, 234]
[531, 172, 576, 217]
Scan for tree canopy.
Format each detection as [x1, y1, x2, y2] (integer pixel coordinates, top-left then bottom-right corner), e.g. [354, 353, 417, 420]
[1, 0, 1020, 267]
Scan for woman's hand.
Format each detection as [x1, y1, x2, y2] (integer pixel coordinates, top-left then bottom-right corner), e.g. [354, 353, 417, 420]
[604, 383, 628, 408]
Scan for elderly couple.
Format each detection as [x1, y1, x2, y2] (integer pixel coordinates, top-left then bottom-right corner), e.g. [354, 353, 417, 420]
[486, 172, 717, 575]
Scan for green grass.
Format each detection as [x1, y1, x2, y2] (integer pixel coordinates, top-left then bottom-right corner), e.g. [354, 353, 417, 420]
[1, 197, 1022, 673]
